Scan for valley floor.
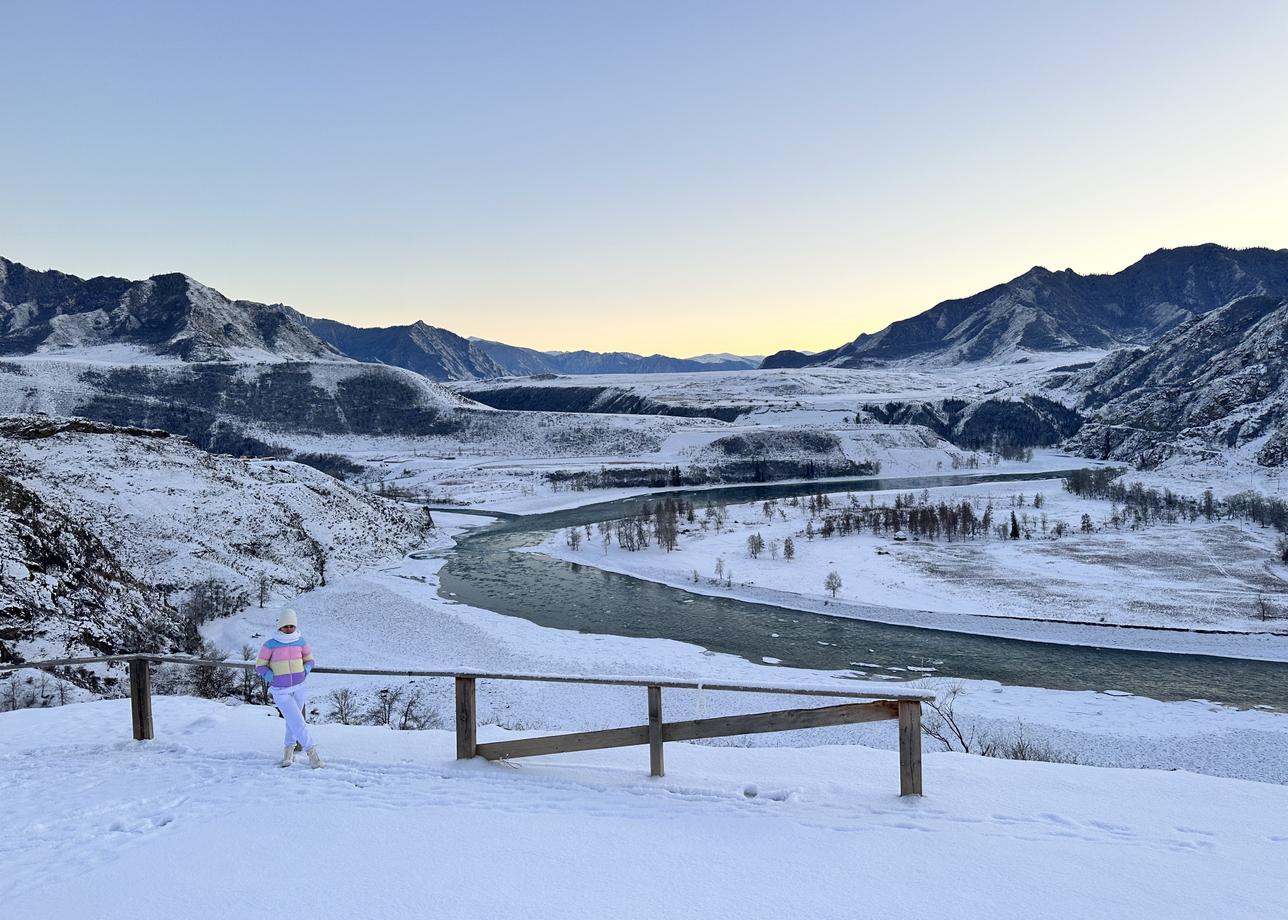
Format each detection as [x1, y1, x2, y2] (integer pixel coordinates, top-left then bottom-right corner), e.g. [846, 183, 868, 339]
[534, 480, 1288, 660]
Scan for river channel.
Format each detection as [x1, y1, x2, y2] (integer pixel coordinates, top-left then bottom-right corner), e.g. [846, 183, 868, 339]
[437, 470, 1288, 709]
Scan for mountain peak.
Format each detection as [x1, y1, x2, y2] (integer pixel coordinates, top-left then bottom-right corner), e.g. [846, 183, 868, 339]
[782, 242, 1288, 368]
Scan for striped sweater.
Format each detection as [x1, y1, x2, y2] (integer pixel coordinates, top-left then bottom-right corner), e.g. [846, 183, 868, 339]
[255, 635, 315, 688]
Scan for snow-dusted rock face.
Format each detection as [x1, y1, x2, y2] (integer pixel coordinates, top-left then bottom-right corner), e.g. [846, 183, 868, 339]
[0, 259, 340, 362]
[0, 358, 480, 449]
[0, 467, 184, 668]
[763, 244, 1288, 368]
[300, 315, 508, 381]
[1068, 294, 1288, 467]
[459, 381, 755, 421]
[861, 395, 1084, 451]
[0, 418, 431, 665]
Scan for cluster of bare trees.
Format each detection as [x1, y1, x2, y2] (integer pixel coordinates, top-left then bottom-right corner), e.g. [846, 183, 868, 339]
[802, 493, 993, 542]
[327, 684, 438, 730]
[0, 669, 75, 712]
[922, 682, 1081, 764]
[575, 499, 694, 553]
[182, 578, 250, 625]
[1066, 468, 1288, 533]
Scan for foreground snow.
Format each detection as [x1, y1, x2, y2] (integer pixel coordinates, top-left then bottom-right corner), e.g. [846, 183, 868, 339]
[3, 696, 1285, 920]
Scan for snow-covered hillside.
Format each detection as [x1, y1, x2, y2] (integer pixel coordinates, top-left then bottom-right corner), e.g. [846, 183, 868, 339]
[0, 418, 430, 664]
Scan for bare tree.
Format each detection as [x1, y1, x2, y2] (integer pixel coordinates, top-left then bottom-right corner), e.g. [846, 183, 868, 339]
[824, 570, 842, 598]
[566, 527, 583, 551]
[327, 687, 359, 725]
[257, 572, 272, 608]
[1254, 595, 1282, 621]
[370, 686, 404, 726]
[190, 642, 236, 699]
[239, 644, 260, 702]
[395, 685, 432, 730]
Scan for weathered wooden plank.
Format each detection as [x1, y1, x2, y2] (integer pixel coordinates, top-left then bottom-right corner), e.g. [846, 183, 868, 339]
[129, 657, 154, 741]
[9, 653, 145, 670]
[662, 700, 899, 742]
[648, 685, 664, 777]
[475, 701, 899, 762]
[455, 676, 477, 760]
[898, 700, 923, 796]
[14, 655, 937, 703]
[477, 724, 651, 761]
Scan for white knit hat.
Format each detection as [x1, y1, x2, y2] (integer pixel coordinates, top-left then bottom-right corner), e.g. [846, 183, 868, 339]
[277, 608, 298, 630]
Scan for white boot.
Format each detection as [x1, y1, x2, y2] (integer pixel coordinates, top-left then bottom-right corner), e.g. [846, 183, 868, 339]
[307, 746, 325, 769]
[280, 745, 296, 768]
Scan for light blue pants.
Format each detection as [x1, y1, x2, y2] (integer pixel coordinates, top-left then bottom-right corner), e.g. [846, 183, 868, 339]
[270, 684, 315, 751]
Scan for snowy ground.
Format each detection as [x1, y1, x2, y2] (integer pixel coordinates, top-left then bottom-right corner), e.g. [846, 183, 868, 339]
[4, 695, 1287, 920]
[534, 479, 1288, 659]
[9, 512, 1288, 918]
[450, 355, 1108, 422]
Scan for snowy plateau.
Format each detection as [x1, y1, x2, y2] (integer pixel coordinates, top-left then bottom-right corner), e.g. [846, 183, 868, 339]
[4, 246, 1288, 919]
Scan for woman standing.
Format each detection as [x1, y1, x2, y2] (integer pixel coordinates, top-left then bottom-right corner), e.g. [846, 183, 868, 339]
[255, 608, 324, 768]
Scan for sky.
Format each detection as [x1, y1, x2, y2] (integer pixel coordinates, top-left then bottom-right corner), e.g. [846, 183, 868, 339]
[3, 1, 1287, 357]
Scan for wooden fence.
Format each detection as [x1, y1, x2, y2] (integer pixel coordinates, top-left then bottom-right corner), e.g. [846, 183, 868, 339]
[14, 654, 934, 795]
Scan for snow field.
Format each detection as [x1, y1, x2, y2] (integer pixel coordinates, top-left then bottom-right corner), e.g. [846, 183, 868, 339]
[3, 695, 1286, 920]
[535, 479, 1288, 646]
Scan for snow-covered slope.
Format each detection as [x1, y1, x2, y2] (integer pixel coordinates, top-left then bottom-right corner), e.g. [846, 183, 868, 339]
[0, 355, 480, 449]
[1070, 294, 1288, 467]
[301, 315, 508, 380]
[763, 244, 1288, 367]
[0, 465, 183, 668]
[3, 695, 1285, 919]
[0, 418, 430, 665]
[0, 258, 339, 362]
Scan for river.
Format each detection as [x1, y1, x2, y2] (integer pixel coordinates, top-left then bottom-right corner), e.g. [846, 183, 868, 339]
[437, 470, 1288, 709]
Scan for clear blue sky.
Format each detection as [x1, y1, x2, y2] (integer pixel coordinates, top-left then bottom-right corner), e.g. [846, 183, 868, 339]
[3, 1, 1286, 354]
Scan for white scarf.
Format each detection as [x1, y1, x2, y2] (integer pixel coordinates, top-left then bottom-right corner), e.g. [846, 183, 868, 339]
[275, 630, 303, 644]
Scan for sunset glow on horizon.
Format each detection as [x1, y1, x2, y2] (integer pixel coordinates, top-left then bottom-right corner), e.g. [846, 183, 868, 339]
[4, 1, 1287, 356]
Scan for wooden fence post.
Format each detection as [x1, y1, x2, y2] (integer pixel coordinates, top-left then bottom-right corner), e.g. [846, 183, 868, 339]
[455, 676, 477, 759]
[647, 685, 664, 777]
[129, 657, 154, 741]
[898, 700, 923, 796]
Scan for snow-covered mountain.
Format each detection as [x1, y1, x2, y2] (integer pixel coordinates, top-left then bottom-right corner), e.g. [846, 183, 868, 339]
[0, 417, 429, 667]
[0, 258, 339, 362]
[1, 256, 756, 380]
[300, 315, 507, 381]
[763, 244, 1288, 368]
[1067, 294, 1288, 468]
[469, 338, 761, 375]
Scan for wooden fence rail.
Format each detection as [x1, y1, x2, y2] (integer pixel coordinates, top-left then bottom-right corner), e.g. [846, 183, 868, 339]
[12, 653, 933, 796]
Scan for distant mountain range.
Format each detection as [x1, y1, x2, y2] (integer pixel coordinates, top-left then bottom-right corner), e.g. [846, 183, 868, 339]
[763, 244, 1288, 368]
[5, 245, 1288, 470]
[0, 256, 758, 379]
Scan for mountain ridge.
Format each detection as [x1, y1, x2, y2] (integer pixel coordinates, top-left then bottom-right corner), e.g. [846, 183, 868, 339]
[762, 244, 1288, 368]
[0, 256, 757, 380]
